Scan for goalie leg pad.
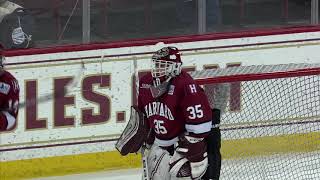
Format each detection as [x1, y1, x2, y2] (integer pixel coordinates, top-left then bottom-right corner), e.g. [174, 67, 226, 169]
[169, 150, 208, 180]
[170, 136, 209, 179]
[147, 144, 171, 180]
[115, 106, 148, 156]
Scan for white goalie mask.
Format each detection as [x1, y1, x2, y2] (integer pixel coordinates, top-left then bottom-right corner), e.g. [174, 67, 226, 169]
[151, 46, 182, 79]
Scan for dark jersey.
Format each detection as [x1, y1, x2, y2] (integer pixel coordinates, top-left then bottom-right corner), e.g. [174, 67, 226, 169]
[0, 70, 19, 130]
[138, 71, 212, 147]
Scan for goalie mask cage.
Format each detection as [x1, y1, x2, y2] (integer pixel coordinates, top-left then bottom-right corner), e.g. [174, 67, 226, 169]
[190, 63, 320, 180]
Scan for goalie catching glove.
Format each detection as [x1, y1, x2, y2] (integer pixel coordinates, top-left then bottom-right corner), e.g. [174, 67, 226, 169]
[169, 135, 208, 179]
[115, 106, 149, 156]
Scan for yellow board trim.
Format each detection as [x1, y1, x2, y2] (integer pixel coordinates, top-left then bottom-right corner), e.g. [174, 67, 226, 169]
[0, 152, 142, 180]
[1, 132, 319, 180]
[221, 132, 320, 159]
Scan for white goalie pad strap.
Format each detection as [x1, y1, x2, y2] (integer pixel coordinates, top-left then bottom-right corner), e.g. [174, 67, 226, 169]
[169, 150, 191, 179]
[154, 136, 179, 147]
[185, 121, 212, 134]
[190, 154, 208, 179]
[115, 106, 148, 156]
[169, 157, 189, 177]
[150, 77, 172, 98]
[2, 111, 16, 130]
[169, 150, 208, 179]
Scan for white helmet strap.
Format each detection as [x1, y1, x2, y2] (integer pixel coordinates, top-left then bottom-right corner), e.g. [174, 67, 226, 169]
[150, 77, 172, 98]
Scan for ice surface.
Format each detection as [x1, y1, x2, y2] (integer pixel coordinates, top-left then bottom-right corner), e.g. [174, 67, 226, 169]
[31, 152, 320, 180]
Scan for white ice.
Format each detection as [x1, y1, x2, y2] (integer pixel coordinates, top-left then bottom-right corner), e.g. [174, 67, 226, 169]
[31, 151, 320, 180]
[31, 168, 142, 180]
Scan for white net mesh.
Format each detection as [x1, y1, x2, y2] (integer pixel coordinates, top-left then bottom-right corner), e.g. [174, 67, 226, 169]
[190, 63, 320, 81]
[191, 63, 320, 180]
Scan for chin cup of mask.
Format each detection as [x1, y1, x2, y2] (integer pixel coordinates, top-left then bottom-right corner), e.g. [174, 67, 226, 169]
[150, 77, 171, 98]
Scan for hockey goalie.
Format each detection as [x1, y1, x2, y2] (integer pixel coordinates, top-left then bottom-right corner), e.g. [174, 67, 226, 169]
[116, 46, 227, 180]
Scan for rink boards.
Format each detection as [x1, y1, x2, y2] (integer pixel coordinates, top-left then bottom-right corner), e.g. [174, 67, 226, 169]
[1, 29, 320, 179]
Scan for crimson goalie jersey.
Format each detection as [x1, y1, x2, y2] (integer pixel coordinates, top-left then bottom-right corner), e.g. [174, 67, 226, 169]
[0, 70, 19, 131]
[138, 71, 212, 147]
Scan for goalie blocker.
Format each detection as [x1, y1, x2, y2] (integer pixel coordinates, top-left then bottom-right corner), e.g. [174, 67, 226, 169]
[115, 106, 149, 156]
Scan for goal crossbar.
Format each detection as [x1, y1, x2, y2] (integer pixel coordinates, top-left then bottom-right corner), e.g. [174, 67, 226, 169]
[190, 63, 320, 84]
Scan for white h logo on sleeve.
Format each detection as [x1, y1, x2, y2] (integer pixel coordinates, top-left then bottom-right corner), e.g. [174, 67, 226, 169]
[189, 84, 197, 93]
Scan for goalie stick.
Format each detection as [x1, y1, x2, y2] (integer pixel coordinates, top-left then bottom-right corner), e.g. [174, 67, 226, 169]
[131, 56, 151, 180]
[141, 143, 150, 180]
[18, 62, 85, 109]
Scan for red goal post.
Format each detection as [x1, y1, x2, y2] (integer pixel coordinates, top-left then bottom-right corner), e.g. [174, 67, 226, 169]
[190, 63, 320, 179]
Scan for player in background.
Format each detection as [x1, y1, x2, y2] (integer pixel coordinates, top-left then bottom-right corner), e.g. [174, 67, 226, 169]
[0, 54, 19, 131]
[0, 0, 34, 49]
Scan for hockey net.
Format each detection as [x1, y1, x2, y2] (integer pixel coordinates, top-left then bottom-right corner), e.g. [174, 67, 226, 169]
[190, 63, 320, 180]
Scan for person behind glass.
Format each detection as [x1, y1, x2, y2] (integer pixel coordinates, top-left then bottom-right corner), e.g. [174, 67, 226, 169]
[0, 54, 19, 131]
[176, 0, 222, 32]
[206, 0, 222, 31]
[0, 0, 34, 49]
[137, 46, 213, 179]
